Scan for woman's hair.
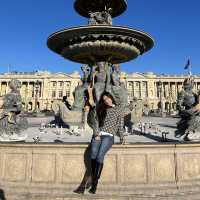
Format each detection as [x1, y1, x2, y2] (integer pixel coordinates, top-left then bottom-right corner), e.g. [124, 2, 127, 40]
[97, 91, 116, 126]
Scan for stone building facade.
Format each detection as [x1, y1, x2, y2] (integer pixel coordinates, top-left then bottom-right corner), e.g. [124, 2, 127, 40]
[0, 71, 81, 112]
[0, 70, 199, 112]
[125, 72, 200, 113]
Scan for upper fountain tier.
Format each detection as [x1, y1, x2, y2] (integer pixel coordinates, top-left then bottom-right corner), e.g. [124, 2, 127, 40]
[47, 26, 154, 65]
[74, 0, 127, 18]
[47, 0, 154, 65]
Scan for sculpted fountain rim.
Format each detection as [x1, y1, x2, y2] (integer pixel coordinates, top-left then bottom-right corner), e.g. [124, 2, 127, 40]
[47, 25, 154, 47]
[47, 25, 154, 64]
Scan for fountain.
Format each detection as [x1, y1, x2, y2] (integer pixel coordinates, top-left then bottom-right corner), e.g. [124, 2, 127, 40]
[2, 3, 200, 199]
[47, 0, 154, 128]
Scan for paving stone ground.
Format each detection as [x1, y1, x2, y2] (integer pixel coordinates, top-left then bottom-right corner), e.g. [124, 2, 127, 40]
[6, 192, 200, 200]
[23, 116, 184, 144]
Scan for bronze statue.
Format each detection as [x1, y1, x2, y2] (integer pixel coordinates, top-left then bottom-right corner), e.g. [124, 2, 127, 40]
[93, 62, 107, 102]
[176, 77, 200, 141]
[52, 81, 86, 127]
[88, 8, 112, 25]
[110, 64, 129, 111]
[0, 79, 28, 141]
[52, 99, 83, 126]
[129, 97, 143, 124]
[72, 81, 87, 111]
[81, 64, 90, 88]
[111, 64, 120, 86]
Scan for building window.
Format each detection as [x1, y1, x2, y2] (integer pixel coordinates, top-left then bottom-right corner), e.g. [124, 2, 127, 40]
[135, 82, 139, 87]
[128, 91, 133, 98]
[58, 91, 63, 98]
[59, 82, 63, 87]
[66, 82, 70, 87]
[128, 82, 133, 87]
[52, 81, 56, 87]
[66, 90, 70, 97]
[143, 82, 147, 87]
[52, 91, 56, 98]
[135, 91, 140, 98]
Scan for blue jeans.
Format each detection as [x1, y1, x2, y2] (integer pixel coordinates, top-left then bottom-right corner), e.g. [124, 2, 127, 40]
[90, 135, 114, 163]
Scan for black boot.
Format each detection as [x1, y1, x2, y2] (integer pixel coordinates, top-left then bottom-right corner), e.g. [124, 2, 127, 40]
[88, 159, 97, 190]
[89, 162, 103, 194]
[90, 159, 96, 175]
[74, 159, 96, 194]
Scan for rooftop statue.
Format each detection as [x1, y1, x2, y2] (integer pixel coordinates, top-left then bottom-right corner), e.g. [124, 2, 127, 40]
[0, 79, 28, 141]
[176, 77, 200, 141]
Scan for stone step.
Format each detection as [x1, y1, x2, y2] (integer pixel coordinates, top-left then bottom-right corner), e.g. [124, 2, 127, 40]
[5, 191, 200, 200]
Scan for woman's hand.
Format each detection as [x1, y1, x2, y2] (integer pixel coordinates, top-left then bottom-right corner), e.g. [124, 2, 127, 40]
[194, 103, 200, 112]
[95, 135, 101, 141]
[87, 85, 93, 95]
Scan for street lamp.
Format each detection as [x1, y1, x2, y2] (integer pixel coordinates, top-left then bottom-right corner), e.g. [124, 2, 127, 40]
[34, 80, 40, 112]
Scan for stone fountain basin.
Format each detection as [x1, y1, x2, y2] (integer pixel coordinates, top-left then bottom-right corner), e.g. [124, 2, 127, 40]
[1, 142, 200, 199]
[47, 25, 154, 64]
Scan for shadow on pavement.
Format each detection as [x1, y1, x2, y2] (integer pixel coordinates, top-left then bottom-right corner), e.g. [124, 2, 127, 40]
[73, 144, 92, 194]
[158, 123, 177, 129]
[133, 130, 180, 143]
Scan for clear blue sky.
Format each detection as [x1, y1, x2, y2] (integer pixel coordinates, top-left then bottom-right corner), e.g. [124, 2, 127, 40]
[0, 0, 199, 75]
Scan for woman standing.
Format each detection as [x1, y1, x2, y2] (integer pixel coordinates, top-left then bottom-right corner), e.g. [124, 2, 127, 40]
[88, 91, 125, 194]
